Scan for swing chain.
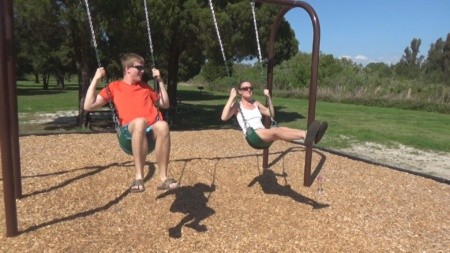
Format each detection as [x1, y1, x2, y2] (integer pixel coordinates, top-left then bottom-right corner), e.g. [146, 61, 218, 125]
[83, 0, 101, 68]
[251, 1, 263, 64]
[83, 0, 121, 131]
[143, 0, 156, 68]
[250, 1, 267, 89]
[251, 1, 275, 123]
[208, 0, 231, 80]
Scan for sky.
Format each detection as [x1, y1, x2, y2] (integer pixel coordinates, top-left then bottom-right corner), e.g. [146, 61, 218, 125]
[283, 0, 450, 65]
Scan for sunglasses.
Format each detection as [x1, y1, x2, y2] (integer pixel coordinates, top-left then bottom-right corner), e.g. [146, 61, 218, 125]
[131, 65, 145, 71]
[240, 86, 254, 91]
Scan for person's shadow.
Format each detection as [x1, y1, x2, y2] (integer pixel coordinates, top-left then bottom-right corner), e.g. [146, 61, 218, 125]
[157, 183, 216, 238]
[248, 169, 329, 209]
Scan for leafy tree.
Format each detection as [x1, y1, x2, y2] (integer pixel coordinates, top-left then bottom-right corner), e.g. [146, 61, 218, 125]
[140, 0, 298, 117]
[445, 33, 450, 85]
[424, 37, 445, 82]
[14, 0, 65, 88]
[274, 52, 311, 89]
[424, 33, 450, 85]
[14, 0, 299, 126]
[365, 62, 392, 78]
[395, 38, 424, 79]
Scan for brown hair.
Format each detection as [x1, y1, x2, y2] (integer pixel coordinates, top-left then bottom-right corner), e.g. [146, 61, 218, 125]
[238, 81, 252, 90]
[120, 53, 144, 71]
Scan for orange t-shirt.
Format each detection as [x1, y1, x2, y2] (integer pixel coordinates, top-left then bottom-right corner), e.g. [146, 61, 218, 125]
[99, 80, 161, 126]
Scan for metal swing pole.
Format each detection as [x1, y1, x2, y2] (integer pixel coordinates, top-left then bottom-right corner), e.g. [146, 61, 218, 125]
[1, 0, 20, 237]
[256, 0, 320, 187]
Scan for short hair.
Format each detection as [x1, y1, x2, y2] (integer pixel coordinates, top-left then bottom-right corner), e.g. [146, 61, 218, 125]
[120, 53, 144, 71]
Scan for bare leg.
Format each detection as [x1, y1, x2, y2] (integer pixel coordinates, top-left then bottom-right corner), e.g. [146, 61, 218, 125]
[256, 127, 306, 142]
[128, 118, 149, 181]
[151, 121, 178, 189]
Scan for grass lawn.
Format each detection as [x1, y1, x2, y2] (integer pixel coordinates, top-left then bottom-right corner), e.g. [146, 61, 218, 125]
[16, 81, 450, 153]
[177, 85, 450, 153]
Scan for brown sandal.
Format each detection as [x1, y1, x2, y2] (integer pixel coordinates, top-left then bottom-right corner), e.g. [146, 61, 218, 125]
[130, 179, 145, 193]
[157, 178, 179, 191]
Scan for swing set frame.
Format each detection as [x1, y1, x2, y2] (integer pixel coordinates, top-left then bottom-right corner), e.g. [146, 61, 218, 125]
[210, 0, 321, 187]
[254, 0, 321, 188]
[0, 0, 320, 237]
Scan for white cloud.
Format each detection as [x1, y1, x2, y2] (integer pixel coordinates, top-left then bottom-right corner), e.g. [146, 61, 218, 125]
[355, 55, 368, 60]
[340, 55, 352, 60]
[376, 55, 401, 65]
[337, 54, 401, 66]
[338, 55, 369, 65]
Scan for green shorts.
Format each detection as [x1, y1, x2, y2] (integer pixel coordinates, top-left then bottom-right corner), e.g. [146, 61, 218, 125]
[117, 125, 156, 155]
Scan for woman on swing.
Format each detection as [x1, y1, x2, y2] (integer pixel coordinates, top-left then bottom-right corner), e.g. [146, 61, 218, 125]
[221, 81, 328, 147]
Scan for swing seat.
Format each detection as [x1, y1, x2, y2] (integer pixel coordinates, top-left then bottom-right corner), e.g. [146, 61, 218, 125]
[245, 127, 273, 149]
[116, 126, 155, 155]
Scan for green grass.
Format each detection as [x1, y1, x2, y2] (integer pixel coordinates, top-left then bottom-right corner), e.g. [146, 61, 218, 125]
[17, 79, 79, 113]
[16, 81, 450, 153]
[177, 85, 450, 153]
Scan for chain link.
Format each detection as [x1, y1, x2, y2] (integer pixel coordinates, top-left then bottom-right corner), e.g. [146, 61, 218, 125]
[143, 0, 156, 67]
[251, 0, 266, 85]
[83, 0, 101, 68]
[208, 0, 231, 79]
[83, 0, 121, 132]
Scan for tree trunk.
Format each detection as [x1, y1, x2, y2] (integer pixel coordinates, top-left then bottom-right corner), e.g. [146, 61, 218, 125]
[34, 70, 39, 83]
[42, 74, 49, 90]
[57, 72, 65, 89]
[76, 42, 92, 129]
[69, 13, 92, 129]
[166, 37, 180, 124]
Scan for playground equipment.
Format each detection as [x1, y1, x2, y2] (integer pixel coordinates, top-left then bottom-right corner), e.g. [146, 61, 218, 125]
[0, 0, 321, 237]
[83, 0, 162, 155]
[209, 0, 321, 186]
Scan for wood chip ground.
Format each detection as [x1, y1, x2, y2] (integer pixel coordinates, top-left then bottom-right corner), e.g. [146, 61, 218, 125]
[1, 130, 449, 252]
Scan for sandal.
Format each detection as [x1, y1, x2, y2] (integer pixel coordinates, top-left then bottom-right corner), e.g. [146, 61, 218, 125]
[157, 178, 179, 191]
[315, 121, 328, 144]
[130, 179, 145, 193]
[305, 120, 320, 146]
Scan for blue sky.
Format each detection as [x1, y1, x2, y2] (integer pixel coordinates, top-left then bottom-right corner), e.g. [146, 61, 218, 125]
[284, 0, 450, 65]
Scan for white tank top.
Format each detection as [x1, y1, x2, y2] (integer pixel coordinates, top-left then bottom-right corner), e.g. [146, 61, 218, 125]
[237, 102, 265, 133]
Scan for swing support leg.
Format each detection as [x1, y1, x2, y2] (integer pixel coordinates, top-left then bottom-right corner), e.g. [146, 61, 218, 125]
[303, 146, 313, 186]
[258, 0, 320, 187]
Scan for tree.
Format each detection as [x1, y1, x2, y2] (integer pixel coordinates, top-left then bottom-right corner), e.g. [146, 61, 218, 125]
[395, 38, 424, 79]
[14, 0, 62, 88]
[424, 37, 445, 82]
[444, 33, 450, 84]
[14, 0, 299, 127]
[365, 62, 392, 78]
[137, 0, 298, 119]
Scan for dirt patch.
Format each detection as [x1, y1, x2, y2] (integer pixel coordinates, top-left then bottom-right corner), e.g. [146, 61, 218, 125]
[342, 142, 450, 180]
[1, 130, 449, 251]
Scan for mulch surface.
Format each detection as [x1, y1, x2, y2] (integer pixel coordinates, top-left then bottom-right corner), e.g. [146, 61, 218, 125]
[1, 129, 449, 252]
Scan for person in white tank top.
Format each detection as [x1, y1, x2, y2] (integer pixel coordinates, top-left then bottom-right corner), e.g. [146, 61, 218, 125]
[221, 81, 328, 146]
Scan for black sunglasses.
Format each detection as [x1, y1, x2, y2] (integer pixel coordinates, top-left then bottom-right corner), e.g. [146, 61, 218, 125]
[240, 86, 254, 91]
[131, 65, 145, 71]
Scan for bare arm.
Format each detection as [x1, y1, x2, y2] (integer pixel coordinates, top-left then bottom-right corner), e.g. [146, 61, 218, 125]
[221, 88, 238, 121]
[257, 89, 275, 118]
[152, 68, 170, 109]
[84, 67, 108, 111]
